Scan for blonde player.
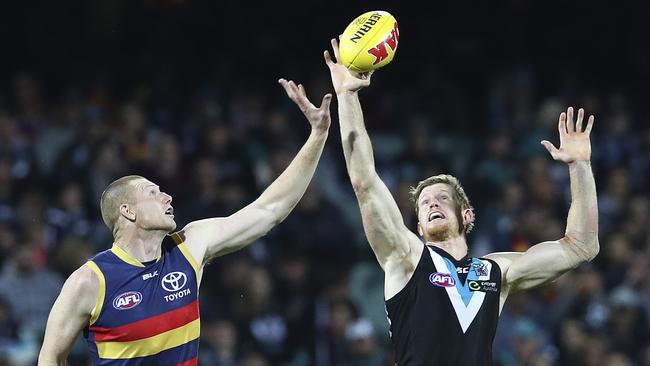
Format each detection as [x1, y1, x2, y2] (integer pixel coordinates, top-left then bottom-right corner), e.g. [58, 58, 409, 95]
[325, 38, 599, 366]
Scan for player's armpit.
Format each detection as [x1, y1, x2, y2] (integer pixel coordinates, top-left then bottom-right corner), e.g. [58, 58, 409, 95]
[39, 265, 98, 366]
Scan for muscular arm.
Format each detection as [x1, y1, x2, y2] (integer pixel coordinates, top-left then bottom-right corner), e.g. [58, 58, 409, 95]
[326, 39, 421, 297]
[338, 92, 420, 267]
[487, 107, 599, 305]
[182, 80, 331, 265]
[39, 266, 98, 365]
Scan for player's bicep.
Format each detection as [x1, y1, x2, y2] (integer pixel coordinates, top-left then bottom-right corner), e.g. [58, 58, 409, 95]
[39, 267, 97, 365]
[356, 175, 419, 269]
[492, 240, 581, 293]
[183, 203, 277, 263]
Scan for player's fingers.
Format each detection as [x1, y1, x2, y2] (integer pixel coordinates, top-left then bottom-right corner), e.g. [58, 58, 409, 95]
[279, 79, 301, 103]
[278, 78, 292, 95]
[566, 107, 575, 133]
[288, 80, 300, 95]
[363, 70, 374, 83]
[298, 84, 307, 98]
[319, 93, 332, 110]
[289, 81, 312, 109]
[585, 115, 595, 134]
[331, 38, 341, 62]
[576, 108, 584, 132]
[324, 50, 334, 67]
[558, 112, 567, 136]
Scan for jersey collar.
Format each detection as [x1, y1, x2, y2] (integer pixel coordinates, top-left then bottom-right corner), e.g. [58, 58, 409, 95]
[110, 244, 161, 267]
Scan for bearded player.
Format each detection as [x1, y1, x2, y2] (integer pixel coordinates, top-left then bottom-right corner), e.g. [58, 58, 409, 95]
[324, 38, 599, 365]
[38, 79, 332, 366]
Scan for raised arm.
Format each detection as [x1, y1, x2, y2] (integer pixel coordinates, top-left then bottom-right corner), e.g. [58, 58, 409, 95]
[181, 80, 331, 265]
[487, 107, 599, 302]
[39, 266, 98, 365]
[324, 39, 421, 289]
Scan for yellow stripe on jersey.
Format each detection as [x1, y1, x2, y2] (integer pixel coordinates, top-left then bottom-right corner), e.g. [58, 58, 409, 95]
[85, 261, 106, 326]
[96, 318, 200, 359]
[177, 243, 201, 281]
[110, 244, 146, 267]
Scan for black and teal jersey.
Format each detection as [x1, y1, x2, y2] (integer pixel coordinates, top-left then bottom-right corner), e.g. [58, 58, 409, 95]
[386, 244, 502, 366]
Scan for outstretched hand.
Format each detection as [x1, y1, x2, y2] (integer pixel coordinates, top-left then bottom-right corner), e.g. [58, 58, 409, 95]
[278, 79, 331, 133]
[324, 38, 373, 94]
[541, 106, 594, 164]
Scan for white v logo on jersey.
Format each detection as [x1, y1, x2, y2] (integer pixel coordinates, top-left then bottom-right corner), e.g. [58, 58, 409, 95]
[427, 247, 492, 333]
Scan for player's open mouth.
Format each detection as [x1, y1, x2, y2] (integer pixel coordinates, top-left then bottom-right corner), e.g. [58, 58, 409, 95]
[165, 207, 174, 216]
[428, 212, 445, 222]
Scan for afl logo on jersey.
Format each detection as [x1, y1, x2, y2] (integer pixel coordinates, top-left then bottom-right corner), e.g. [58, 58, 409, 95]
[113, 291, 143, 310]
[429, 272, 456, 287]
[161, 271, 187, 292]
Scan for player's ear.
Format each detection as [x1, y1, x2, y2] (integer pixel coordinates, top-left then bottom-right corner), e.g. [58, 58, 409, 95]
[417, 222, 423, 236]
[462, 209, 475, 228]
[119, 204, 136, 222]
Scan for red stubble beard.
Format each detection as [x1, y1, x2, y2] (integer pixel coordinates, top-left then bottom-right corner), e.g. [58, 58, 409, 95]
[424, 206, 464, 242]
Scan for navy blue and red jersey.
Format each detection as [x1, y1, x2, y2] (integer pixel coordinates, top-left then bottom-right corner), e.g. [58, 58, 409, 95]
[83, 232, 201, 366]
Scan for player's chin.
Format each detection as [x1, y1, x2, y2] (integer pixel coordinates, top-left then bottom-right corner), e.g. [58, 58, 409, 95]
[426, 223, 451, 239]
[426, 220, 448, 231]
[160, 219, 177, 232]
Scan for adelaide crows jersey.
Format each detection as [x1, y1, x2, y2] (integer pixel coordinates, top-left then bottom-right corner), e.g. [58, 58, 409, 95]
[385, 245, 502, 366]
[83, 232, 200, 365]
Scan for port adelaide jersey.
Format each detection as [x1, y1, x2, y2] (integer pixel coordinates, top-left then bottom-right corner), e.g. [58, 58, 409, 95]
[83, 232, 201, 365]
[385, 245, 502, 366]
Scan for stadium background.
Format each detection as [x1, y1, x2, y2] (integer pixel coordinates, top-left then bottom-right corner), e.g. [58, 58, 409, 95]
[1, 0, 649, 365]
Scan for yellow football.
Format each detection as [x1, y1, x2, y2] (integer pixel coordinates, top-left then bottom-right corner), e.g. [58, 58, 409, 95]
[339, 11, 400, 73]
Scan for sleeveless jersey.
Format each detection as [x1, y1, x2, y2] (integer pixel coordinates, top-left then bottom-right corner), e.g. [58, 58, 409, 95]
[385, 245, 502, 366]
[83, 232, 201, 366]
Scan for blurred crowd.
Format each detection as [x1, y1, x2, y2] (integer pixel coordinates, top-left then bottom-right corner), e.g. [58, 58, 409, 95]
[2, 2, 650, 366]
[1, 65, 650, 366]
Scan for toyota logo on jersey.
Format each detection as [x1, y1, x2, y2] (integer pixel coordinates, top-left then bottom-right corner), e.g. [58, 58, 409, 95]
[161, 271, 187, 292]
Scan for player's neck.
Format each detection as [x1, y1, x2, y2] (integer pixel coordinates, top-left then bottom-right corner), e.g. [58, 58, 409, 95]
[113, 228, 166, 262]
[426, 236, 468, 261]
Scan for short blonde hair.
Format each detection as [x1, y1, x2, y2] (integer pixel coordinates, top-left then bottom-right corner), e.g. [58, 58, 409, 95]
[100, 175, 143, 235]
[409, 174, 475, 233]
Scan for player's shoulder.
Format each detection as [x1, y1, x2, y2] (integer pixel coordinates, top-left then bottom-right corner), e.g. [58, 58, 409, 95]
[483, 251, 523, 271]
[65, 263, 100, 295]
[49, 264, 100, 318]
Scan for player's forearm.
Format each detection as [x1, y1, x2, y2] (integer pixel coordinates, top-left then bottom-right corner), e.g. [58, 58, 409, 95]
[337, 91, 378, 192]
[254, 128, 328, 219]
[38, 347, 67, 366]
[37, 356, 65, 366]
[564, 161, 599, 261]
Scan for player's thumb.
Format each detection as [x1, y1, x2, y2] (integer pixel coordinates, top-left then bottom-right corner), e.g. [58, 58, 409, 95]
[540, 140, 559, 158]
[357, 78, 371, 89]
[320, 94, 333, 109]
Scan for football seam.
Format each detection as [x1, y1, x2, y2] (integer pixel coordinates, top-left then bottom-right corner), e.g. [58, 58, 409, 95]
[348, 12, 391, 72]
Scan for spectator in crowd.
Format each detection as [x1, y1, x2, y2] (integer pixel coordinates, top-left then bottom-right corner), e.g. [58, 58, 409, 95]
[2, 2, 650, 364]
